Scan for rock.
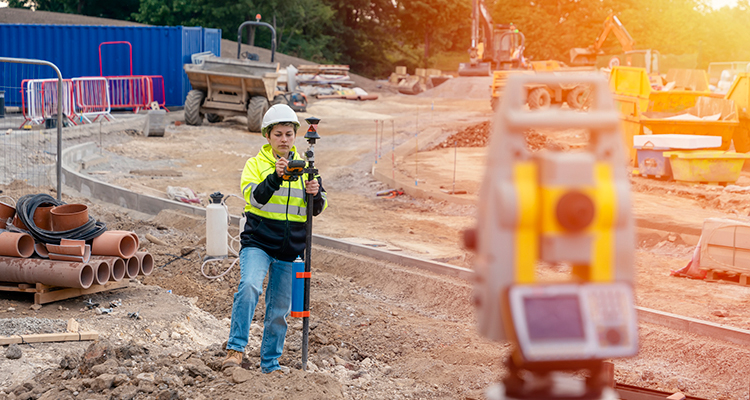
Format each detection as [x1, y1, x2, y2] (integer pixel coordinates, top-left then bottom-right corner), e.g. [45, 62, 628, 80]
[186, 362, 213, 378]
[156, 389, 179, 400]
[336, 348, 352, 360]
[159, 331, 169, 341]
[81, 340, 116, 375]
[29, 304, 42, 311]
[317, 345, 337, 359]
[91, 359, 119, 376]
[113, 374, 129, 387]
[232, 368, 253, 384]
[5, 344, 22, 359]
[136, 372, 156, 383]
[111, 384, 138, 400]
[711, 309, 728, 317]
[137, 380, 157, 394]
[170, 332, 181, 341]
[92, 373, 116, 391]
[333, 355, 347, 366]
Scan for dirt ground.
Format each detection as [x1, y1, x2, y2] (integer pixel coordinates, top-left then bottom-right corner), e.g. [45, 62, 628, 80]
[1, 87, 750, 400]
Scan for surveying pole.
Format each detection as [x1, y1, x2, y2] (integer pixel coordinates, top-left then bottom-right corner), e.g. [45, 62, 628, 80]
[301, 117, 320, 370]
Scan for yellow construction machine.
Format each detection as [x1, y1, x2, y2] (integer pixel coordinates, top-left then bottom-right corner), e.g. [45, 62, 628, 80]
[458, 0, 526, 76]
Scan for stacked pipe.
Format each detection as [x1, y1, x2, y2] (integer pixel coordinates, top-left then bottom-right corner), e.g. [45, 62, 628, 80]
[0, 196, 154, 290]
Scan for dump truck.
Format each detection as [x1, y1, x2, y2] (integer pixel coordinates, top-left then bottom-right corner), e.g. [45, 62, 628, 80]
[458, 0, 526, 76]
[490, 60, 594, 110]
[183, 21, 283, 132]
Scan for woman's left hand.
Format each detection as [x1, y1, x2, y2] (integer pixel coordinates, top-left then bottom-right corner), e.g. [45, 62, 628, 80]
[304, 179, 319, 195]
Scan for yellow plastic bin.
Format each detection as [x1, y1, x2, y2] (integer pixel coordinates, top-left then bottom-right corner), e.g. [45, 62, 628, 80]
[725, 73, 750, 153]
[640, 96, 739, 151]
[609, 67, 652, 165]
[663, 150, 750, 184]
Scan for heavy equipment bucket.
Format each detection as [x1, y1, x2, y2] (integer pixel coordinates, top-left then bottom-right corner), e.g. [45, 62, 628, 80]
[458, 62, 491, 77]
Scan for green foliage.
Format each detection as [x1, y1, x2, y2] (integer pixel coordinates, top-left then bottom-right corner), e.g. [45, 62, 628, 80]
[8, 0, 139, 20]
[398, 0, 471, 64]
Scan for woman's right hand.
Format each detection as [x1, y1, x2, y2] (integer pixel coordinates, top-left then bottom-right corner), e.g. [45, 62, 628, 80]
[275, 157, 288, 178]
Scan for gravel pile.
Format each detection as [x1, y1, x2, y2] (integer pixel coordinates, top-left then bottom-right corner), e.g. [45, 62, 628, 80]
[0, 318, 67, 337]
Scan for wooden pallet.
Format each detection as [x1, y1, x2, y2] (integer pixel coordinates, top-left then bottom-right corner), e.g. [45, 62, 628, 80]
[703, 269, 750, 286]
[0, 280, 129, 305]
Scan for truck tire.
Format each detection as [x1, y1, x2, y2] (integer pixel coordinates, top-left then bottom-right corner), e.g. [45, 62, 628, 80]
[247, 96, 269, 133]
[185, 90, 205, 126]
[566, 85, 590, 110]
[527, 88, 551, 110]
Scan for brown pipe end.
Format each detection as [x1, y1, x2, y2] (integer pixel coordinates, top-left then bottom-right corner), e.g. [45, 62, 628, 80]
[80, 263, 95, 289]
[0, 232, 35, 258]
[125, 257, 139, 278]
[110, 258, 126, 282]
[92, 232, 138, 259]
[137, 252, 154, 276]
[94, 260, 110, 285]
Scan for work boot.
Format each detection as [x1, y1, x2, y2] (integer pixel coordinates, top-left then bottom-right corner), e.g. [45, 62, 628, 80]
[222, 349, 243, 370]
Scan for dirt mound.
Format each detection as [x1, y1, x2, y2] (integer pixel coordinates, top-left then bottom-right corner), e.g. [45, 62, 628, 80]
[418, 76, 492, 100]
[429, 121, 563, 152]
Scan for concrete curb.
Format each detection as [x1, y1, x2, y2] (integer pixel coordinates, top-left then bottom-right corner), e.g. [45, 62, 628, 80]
[61, 142, 750, 347]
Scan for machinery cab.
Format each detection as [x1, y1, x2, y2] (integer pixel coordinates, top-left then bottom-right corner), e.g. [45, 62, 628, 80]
[491, 25, 526, 70]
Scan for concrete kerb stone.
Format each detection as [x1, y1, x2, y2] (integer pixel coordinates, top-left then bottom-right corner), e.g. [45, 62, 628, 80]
[61, 140, 750, 348]
[62, 142, 208, 219]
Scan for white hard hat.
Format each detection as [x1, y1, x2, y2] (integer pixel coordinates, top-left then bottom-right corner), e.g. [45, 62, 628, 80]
[261, 104, 300, 137]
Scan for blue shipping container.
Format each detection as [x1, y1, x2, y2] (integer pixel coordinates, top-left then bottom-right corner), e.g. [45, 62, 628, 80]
[0, 24, 221, 107]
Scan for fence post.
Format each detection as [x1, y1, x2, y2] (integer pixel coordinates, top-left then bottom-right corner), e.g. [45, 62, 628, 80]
[0, 57, 64, 201]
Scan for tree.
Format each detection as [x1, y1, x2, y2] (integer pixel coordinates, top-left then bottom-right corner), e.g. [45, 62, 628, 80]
[8, 0, 139, 20]
[398, 0, 471, 65]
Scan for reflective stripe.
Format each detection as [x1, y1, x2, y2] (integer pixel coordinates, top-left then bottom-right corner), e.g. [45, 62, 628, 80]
[248, 183, 306, 210]
[243, 182, 255, 196]
[257, 202, 305, 216]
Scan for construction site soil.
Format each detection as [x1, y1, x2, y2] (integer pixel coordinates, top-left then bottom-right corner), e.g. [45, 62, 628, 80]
[2, 9, 750, 400]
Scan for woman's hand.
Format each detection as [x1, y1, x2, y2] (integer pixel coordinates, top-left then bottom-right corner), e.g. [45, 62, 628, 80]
[275, 157, 288, 178]
[304, 179, 319, 195]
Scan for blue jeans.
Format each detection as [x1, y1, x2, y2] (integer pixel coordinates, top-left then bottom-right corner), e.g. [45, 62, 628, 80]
[227, 246, 293, 373]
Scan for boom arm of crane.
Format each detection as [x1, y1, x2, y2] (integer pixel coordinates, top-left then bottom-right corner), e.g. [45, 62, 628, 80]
[593, 14, 635, 53]
[470, 0, 494, 62]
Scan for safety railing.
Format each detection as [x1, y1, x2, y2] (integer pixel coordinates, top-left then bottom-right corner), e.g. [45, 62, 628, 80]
[0, 57, 64, 201]
[72, 77, 112, 123]
[21, 79, 77, 128]
[106, 75, 152, 113]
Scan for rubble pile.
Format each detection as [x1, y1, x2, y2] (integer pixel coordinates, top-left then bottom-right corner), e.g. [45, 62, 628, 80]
[430, 121, 560, 152]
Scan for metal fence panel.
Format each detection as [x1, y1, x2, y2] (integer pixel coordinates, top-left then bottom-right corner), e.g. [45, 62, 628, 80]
[0, 24, 222, 107]
[0, 58, 62, 202]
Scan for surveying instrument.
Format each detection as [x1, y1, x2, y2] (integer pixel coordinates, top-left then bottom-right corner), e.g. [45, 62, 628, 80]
[468, 74, 638, 400]
[281, 116, 321, 370]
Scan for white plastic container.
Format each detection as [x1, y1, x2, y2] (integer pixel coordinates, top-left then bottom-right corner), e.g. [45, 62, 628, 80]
[632, 134, 721, 149]
[206, 192, 228, 258]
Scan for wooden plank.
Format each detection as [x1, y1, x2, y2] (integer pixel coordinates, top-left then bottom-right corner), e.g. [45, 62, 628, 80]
[34, 281, 129, 305]
[0, 331, 98, 345]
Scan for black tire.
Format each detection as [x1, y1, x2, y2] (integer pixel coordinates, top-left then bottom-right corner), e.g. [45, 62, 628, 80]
[271, 94, 287, 106]
[184, 90, 205, 126]
[206, 113, 223, 123]
[527, 88, 551, 110]
[247, 96, 269, 133]
[566, 85, 590, 110]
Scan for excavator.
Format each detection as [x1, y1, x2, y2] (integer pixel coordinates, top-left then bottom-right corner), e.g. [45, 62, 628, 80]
[569, 13, 635, 67]
[570, 14, 662, 76]
[458, 0, 526, 76]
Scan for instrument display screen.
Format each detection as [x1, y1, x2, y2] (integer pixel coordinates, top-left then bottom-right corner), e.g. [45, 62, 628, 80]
[524, 295, 584, 341]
